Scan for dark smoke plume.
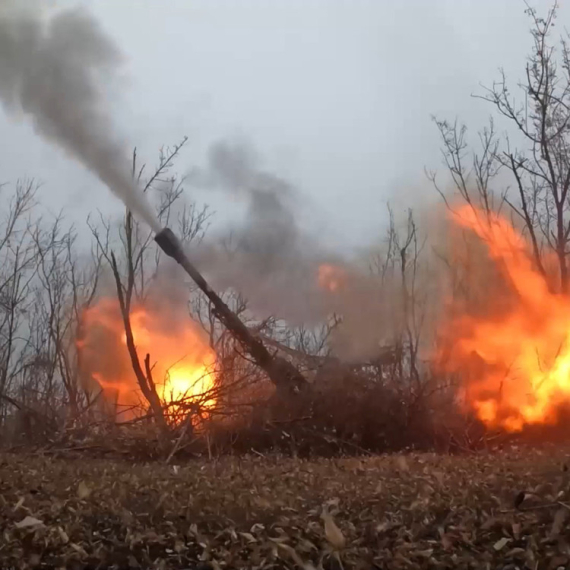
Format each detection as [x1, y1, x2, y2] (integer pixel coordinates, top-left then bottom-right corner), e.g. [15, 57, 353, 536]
[188, 139, 328, 325]
[0, 0, 160, 232]
[188, 139, 398, 361]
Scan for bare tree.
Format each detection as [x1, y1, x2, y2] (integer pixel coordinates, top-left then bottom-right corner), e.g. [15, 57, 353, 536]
[0, 181, 40, 426]
[431, 2, 570, 293]
[369, 207, 436, 408]
[28, 215, 103, 425]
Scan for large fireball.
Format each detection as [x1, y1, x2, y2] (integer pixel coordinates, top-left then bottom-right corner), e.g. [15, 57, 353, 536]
[78, 298, 216, 421]
[437, 205, 570, 432]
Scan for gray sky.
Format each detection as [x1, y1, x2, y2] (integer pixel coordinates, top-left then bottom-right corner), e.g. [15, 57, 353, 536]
[0, 0, 561, 252]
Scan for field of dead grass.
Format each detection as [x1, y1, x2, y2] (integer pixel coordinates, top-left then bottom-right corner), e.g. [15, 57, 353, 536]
[1, 446, 570, 569]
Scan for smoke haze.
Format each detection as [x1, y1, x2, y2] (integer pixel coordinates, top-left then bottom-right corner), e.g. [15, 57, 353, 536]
[188, 138, 404, 361]
[0, 1, 427, 364]
[0, 0, 160, 232]
[188, 139, 333, 322]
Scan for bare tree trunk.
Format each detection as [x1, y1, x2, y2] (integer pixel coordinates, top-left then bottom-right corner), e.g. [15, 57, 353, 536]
[110, 252, 167, 432]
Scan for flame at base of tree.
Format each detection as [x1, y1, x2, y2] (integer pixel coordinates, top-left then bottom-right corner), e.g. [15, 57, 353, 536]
[77, 298, 217, 423]
[437, 204, 570, 432]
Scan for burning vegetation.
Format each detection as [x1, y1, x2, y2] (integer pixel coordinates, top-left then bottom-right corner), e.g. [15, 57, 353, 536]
[79, 298, 217, 424]
[2, 0, 570, 465]
[438, 205, 570, 433]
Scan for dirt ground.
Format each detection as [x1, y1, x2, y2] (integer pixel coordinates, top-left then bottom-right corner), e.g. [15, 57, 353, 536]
[1, 446, 570, 569]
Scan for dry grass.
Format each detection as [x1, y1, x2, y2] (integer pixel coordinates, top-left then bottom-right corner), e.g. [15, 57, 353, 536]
[2, 445, 570, 568]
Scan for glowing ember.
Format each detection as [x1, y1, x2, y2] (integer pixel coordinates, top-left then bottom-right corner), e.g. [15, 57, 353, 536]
[318, 263, 346, 292]
[437, 204, 570, 432]
[79, 298, 216, 420]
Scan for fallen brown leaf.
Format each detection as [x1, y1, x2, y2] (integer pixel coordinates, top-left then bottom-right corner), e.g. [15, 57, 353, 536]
[77, 481, 91, 499]
[15, 516, 43, 529]
[322, 508, 346, 550]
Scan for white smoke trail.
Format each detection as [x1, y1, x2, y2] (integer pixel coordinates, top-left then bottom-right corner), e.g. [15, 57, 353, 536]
[0, 1, 161, 232]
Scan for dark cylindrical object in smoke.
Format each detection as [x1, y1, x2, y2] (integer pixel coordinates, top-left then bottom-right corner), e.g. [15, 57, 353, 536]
[154, 228, 307, 393]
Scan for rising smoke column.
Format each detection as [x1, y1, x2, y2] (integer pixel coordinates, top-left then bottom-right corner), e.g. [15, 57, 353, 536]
[187, 139, 399, 361]
[187, 139, 330, 325]
[0, 1, 160, 232]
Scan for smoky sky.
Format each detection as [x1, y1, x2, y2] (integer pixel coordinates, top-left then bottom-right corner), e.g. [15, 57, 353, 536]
[182, 137, 402, 362]
[0, 0, 559, 362]
[198, 140, 300, 271]
[186, 138, 329, 325]
[0, 0, 159, 231]
[1, 0, 548, 251]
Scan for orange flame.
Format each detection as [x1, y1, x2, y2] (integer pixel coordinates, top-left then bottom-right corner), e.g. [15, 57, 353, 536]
[79, 298, 216, 421]
[438, 204, 570, 432]
[318, 263, 346, 292]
